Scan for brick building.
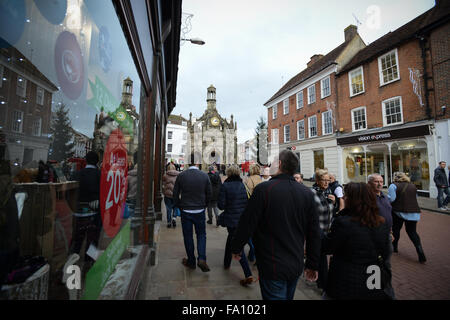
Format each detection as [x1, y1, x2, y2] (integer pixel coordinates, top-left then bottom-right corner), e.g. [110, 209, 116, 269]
[0, 45, 58, 166]
[264, 25, 366, 180]
[335, 0, 450, 198]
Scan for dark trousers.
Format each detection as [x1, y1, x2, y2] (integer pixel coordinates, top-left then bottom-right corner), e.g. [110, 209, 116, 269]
[181, 210, 207, 265]
[70, 214, 101, 262]
[317, 230, 329, 290]
[437, 186, 450, 208]
[259, 278, 299, 300]
[164, 197, 174, 223]
[224, 227, 252, 278]
[392, 213, 422, 248]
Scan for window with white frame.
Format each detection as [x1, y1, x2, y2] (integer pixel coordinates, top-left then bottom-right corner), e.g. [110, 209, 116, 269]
[321, 77, 331, 98]
[349, 66, 364, 96]
[284, 125, 290, 143]
[32, 117, 42, 136]
[168, 131, 173, 139]
[182, 132, 187, 140]
[181, 144, 186, 154]
[16, 77, 27, 97]
[382, 96, 403, 126]
[272, 105, 277, 119]
[283, 99, 289, 115]
[167, 144, 173, 152]
[308, 85, 315, 104]
[271, 128, 279, 144]
[322, 110, 333, 135]
[351, 107, 367, 131]
[296, 91, 303, 109]
[297, 119, 305, 140]
[309, 115, 317, 137]
[378, 49, 400, 85]
[36, 87, 44, 105]
[12, 110, 23, 133]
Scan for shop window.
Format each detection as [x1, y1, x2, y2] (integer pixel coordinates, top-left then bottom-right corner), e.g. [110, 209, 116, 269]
[322, 110, 333, 135]
[378, 49, 400, 86]
[382, 96, 403, 126]
[314, 150, 324, 171]
[309, 115, 317, 137]
[351, 107, 367, 131]
[349, 66, 364, 96]
[296, 91, 303, 109]
[297, 119, 305, 140]
[321, 76, 331, 98]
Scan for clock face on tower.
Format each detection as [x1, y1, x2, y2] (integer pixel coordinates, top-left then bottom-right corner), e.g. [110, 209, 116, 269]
[210, 116, 220, 126]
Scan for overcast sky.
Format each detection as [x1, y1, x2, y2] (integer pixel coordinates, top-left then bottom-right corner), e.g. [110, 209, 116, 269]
[174, 0, 436, 144]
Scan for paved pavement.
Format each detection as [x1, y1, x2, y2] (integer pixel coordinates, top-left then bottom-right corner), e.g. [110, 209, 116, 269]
[138, 175, 450, 300]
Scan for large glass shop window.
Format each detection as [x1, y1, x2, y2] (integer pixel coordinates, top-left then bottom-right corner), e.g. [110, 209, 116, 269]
[0, 0, 141, 298]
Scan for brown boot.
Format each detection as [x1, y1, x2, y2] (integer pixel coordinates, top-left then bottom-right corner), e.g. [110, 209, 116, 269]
[197, 260, 210, 272]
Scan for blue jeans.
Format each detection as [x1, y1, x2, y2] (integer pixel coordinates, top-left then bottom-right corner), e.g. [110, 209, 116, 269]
[247, 238, 255, 262]
[259, 278, 299, 300]
[164, 197, 174, 223]
[181, 210, 207, 265]
[225, 227, 252, 278]
[437, 186, 450, 208]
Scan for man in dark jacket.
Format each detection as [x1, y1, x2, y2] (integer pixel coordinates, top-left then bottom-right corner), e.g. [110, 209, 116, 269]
[433, 161, 450, 210]
[70, 151, 102, 264]
[173, 163, 212, 272]
[207, 165, 222, 226]
[231, 150, 321, 300]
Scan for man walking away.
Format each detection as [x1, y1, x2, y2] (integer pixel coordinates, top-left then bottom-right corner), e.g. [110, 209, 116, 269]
[207, 165, 222, 226]
[329, 174, 344, 213]
[231, 150, 321, 300]
[173, 163, 212, 272]
[71, 151, 102, 268]
[434, 161, 450, 210]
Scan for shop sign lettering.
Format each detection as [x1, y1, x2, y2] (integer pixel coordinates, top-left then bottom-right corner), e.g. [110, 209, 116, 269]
[357, 133, 391, 142]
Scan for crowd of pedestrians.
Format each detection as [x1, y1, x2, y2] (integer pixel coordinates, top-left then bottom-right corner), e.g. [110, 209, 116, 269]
[165, 150, 449, 300]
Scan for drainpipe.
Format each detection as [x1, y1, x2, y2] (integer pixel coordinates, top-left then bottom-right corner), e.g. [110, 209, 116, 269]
[418, 36, 433, 120]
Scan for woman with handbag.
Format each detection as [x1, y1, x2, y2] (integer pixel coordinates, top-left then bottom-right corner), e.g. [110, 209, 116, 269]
[218, 165, 255, 287]
[388, 172, 426, 263]
[162, 164, 180, 228]
[322, 182, 392, 300]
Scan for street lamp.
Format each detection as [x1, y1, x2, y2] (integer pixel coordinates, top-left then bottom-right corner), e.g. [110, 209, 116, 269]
[181, 37, 205, 45]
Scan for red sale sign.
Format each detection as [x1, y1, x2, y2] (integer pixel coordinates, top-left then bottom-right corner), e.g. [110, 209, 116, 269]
[100, 129, 128, 237]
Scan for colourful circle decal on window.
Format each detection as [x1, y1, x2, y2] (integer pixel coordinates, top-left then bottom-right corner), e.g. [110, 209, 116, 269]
[98, 26, 112, 73]
[54, 31, 85, 100]
[100, 129, 128, 238]
[34, 0, 67, 25]
[0, 0, 25, 48]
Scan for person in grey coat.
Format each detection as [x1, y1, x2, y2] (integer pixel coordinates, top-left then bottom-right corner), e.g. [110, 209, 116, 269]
[433, 161, 450, 210]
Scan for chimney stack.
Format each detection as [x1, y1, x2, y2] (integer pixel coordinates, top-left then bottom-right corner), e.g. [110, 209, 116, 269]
[344, 25, 357, 42]
[307, 54, 324, 68]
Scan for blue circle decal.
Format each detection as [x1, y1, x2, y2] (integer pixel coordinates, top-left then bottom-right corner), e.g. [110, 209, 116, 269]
[34, 0, 67, 25]
[0, 0, 26, 48]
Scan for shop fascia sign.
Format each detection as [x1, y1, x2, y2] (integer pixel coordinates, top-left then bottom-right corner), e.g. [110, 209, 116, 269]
[337, 125, 430, 146]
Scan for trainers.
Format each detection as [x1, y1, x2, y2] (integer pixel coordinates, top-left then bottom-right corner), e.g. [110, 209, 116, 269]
[439, 207, 448, 211]
[197, 260, 210, 272]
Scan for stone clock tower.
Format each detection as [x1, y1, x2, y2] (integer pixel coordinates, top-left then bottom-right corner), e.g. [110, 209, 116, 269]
[187, 85, 237, 170]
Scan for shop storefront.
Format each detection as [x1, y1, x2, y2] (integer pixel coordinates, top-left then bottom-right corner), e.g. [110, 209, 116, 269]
[337, 124, 432, 195]
[0, 0, 181, 300]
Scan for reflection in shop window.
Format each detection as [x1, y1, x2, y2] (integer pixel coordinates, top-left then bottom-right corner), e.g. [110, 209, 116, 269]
[32, 117, 42, 136]
[0, 65, 3, 87]
[16, 77, 27, 97]
[36, 86, 44, 105]
[12, 110, 23, 133]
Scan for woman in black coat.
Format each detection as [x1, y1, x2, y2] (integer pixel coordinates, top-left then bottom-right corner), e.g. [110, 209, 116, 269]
[218, 165, 255, 286]
[323, 182, 392, 300]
